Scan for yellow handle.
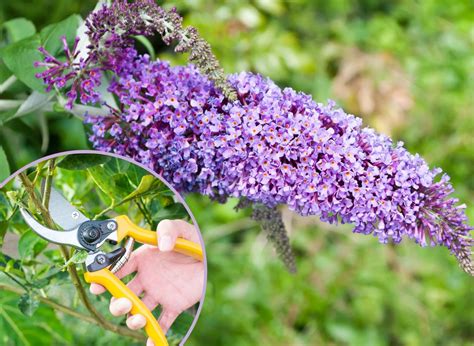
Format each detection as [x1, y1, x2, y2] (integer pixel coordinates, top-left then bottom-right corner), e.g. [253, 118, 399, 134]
[114, 215, 203, 261]
[84, 268, 168, 346]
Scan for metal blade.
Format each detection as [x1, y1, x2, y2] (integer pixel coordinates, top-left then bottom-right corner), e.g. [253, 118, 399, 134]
[48, 188, 89, 230]
[20, 208, 83, 249]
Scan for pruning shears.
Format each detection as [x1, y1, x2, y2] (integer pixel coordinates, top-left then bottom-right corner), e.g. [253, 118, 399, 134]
[20, 188, 203, 346]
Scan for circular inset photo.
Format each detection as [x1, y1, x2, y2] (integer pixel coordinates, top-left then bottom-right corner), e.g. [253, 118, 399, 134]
[0, 151, 206, 346]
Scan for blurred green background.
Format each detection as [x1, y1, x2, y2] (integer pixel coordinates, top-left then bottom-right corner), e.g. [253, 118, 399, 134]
[0, 0, 473, 345]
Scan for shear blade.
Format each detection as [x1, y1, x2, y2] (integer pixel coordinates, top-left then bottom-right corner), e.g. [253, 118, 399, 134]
[20, 208, 83, 249]
[48, 188, 89, 230]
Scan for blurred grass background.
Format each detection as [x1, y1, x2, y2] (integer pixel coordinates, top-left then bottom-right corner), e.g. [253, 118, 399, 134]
[0, 0, 473, 345]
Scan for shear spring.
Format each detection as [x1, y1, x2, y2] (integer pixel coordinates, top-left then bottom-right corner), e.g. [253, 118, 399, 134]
[110, 237, 135, 273]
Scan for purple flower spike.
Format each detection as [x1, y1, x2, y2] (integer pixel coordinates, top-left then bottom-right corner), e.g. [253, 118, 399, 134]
[35, 1, 473, 275]
[83, 50, 472, 274]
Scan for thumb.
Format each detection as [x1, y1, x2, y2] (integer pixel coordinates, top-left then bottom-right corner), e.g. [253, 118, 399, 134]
[157, 219, 200, 252]
[156, 220, 179, 252]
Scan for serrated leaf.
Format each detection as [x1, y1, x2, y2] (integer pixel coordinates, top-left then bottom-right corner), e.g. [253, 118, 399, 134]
[0, 34, 45, 92]
[18, 293, 40, 317]
[57, 154, 110, 170]
[3, 18, 36, 42]
[39, 15, 82, 56]
[0, 146, 10, 183]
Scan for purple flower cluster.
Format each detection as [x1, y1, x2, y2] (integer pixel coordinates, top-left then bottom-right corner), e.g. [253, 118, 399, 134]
[35, 36, 101, 109]
[35, 2, 472, 274]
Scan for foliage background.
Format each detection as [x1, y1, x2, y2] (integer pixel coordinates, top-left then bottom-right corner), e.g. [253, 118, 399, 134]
[0, 0, 473, 345]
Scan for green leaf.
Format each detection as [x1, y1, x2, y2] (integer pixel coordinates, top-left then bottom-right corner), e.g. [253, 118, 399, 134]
[60, 250, 88, 270]
[14, 91, 52, 118]
[57, 154, 110, 170]
[18, 231, 45, 259]
[0, 291, 72, 345]
[152, 203, 188, 223]
[3, 18, 36, 42]
[88, 158, 135, 200]
[0, 35, 45, 92]
[126, 163, 148, 187]
[39, 15, 82, 56]
[123, 175, 156, 201]
[0, 146, 10, 183]
[18, 293, 39, 317]
[133, 35, 156, 60]
[0, 221, 7, 247]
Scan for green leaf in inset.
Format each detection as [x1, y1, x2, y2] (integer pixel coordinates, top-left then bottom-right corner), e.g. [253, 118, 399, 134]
[152, 203, 188, 223]
[0, 221, 7, 247]
[126, 164, 148, 187]
[60, 250, 88, 270]
[18, 230, 45, 259]
[39, 15, 82, 56]
[18, 293, 40, 317]
[57, 154, 111, 170]
[3, 18, 36, 42]
[123, 175, 156, 201]
[0, 146, 10, 183]
[0, 35, 45, 92]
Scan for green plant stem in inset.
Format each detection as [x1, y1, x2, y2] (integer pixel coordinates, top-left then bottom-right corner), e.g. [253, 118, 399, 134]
[41, 159, 55, 210]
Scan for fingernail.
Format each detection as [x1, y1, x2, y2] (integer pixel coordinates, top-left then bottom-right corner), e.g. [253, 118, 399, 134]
[127, 314, 146, 330]
[110, 297, 132, 316]
[159, 235, 173, 251]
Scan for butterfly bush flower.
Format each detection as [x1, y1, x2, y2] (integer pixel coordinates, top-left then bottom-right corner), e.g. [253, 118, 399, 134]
[36, 0, 472, 274]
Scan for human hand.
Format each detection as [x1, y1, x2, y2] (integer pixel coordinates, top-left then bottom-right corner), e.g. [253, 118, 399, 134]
[89, 219, 204, 345]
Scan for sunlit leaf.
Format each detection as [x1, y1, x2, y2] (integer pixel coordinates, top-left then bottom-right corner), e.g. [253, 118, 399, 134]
[0, 35, 44, 92]
[123, 175, 155, 201]
[57, 154, 110, 170]
[2, 18, 36, 42]
[39, 14, 82, 56]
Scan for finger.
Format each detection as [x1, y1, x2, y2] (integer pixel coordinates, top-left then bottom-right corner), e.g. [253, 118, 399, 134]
[90, 283, 106, 295]
[126, 276, 144, 297]
[126, 314, 146, 330]
[158, 309, 180, 334]
[157, 220, 179, 251]
[109, 297, 132, 317]
[141, 294, 159, 312]
[157, 219, 200, 251]
[146, 338, 155, 346]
